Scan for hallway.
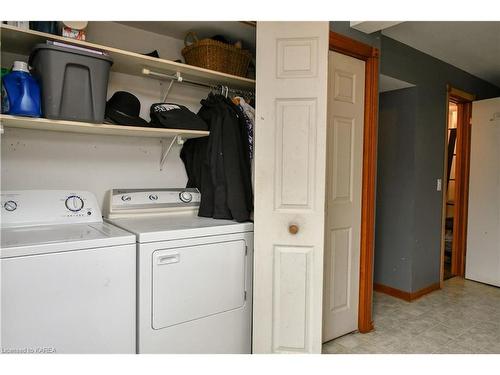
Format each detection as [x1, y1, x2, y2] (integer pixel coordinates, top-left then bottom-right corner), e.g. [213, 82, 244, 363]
[323, 278, 500, 354]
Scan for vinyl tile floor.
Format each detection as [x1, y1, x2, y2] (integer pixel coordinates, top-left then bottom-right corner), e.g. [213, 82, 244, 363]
[322, 277, 500, 354]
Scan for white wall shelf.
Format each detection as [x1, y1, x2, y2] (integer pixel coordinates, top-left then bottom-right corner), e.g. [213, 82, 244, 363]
[0, 115, 209, 139]
[0, 24, 255, 90]
[0, 115, 209, 170]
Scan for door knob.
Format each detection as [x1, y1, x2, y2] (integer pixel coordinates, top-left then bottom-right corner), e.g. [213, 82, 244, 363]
[288, 224, 299, 235]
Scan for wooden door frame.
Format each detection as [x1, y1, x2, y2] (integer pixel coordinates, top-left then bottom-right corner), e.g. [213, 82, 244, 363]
[329, 32, 379, 333]
[440, 86, 474, 286]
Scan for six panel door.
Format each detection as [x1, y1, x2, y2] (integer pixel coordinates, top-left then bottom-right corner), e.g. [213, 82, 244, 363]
[253, 21, 329, 354]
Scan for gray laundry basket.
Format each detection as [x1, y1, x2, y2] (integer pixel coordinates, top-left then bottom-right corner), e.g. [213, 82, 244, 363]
[29, 43, 113, 123]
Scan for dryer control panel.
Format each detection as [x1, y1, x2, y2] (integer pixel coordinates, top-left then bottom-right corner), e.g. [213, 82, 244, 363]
[1, 190, 101, 228]
[105, 188, 201, 219]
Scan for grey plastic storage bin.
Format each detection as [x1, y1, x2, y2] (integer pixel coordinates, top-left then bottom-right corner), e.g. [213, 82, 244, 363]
[29, 43, 113, 123]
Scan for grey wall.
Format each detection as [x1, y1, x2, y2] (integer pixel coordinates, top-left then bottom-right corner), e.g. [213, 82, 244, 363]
[325, 22, 500, 292]
[378, 36, 500, 292]
[375, 87, 418, 292]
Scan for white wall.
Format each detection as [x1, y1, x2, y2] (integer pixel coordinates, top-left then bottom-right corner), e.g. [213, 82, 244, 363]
[466, 97, 500, 287]
[1, 22, 210, 209]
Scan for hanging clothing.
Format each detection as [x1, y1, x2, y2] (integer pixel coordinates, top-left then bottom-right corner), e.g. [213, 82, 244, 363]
[233, 96, 255, 205]
[233, 96, 255, 160]
[180, 93, 253, 222]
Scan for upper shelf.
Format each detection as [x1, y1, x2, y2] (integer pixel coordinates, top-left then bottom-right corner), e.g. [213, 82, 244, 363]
[0, 24, 255, 89]
[0, 115, 209, 139]
[117, 21, 257, 55]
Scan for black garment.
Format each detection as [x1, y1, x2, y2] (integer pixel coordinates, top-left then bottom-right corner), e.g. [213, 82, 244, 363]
[150, 103, 208, 130]
[180, 94, 253, 222]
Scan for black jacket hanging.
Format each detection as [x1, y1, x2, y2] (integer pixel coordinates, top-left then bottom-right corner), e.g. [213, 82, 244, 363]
[180, 93, 253, 222]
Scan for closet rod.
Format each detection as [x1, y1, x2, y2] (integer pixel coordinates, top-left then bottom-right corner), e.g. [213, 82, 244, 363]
[142, 68, 255, 95]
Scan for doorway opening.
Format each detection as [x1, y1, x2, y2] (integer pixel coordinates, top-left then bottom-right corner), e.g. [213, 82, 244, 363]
[440, 87, 474, 284]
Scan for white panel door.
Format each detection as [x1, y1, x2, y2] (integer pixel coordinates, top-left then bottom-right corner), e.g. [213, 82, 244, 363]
[253, 21, 329, 354]
[466, 97, 500, 287]
[323, 51, 365, 342]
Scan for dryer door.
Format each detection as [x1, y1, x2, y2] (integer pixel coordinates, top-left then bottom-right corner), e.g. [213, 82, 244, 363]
[152, 239, 246, 329]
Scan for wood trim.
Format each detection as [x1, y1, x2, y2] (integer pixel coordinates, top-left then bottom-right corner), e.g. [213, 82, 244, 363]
[452, 101, 472, 277]
[329, 32, 379, 60]
[410, 283, 441, 301]
[374, 283, 411, 302]
[374, 282, 441, 302]
[358, 54, 378, 333]
[439, 93, 451, 288]
[448, 86, 476, 102]
[329, 31, 379, 334]
[441, 86, 474, 283]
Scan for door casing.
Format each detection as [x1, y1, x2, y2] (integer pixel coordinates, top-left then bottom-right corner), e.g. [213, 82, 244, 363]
[439, 86, 474, 286]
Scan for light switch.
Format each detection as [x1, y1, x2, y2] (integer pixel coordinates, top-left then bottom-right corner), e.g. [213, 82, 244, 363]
[437, 179, 442, 192]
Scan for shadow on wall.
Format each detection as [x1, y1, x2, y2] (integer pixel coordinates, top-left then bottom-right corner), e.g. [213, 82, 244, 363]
[375, 82, 417, 294]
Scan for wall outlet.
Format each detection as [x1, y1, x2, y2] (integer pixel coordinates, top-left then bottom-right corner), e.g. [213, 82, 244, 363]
[436, 178, 442, 192]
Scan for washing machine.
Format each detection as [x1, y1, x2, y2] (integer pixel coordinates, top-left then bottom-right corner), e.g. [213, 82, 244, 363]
[0, 190, 136, 354]
[104, 188, 253, 354]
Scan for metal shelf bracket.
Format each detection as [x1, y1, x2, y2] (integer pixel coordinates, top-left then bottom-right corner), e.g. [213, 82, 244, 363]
[160, 135, 185, 170]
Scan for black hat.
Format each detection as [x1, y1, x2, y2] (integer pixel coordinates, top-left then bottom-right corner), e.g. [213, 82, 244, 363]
[150, 103, 208, 130]
[105, 91, 148, 127]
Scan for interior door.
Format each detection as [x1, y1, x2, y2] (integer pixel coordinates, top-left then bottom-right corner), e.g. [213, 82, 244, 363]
[466, 97, 500, 287]
[253, 21, 329, 354]
[322, 52, 365, 342]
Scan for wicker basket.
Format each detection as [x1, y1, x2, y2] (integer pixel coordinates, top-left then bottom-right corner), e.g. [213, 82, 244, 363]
[181, 32, 252, 78]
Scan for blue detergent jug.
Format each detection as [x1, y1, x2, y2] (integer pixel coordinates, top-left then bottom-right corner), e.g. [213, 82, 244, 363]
[2, 61, 41, 117]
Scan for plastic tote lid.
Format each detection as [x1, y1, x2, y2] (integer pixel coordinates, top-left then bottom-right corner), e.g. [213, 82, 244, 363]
[12, 61, 29, 73]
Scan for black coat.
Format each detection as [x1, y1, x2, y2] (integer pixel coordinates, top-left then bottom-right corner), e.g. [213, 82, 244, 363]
[180, 94, 253, 222]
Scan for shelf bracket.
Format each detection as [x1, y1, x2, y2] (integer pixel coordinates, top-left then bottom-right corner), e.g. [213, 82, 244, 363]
[160, 135, 185, 171]
[143, 68, 183, 102]
[162, 72, 183, 102]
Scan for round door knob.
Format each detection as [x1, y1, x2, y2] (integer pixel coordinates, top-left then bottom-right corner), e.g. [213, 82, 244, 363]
[288, 224, 299, 235]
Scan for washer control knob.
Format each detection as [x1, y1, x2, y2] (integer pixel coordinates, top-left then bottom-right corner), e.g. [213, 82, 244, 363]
[149, 194, 159, 201]
[4, 200, 18, 212]
[121, 195, 132, 202]
[179, 191, 193, 203]
[65, 195, 84, 212]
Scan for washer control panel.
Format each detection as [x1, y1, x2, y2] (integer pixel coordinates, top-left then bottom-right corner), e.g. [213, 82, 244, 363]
[1, 190, 101, 228]
[106, 188, 201, 218]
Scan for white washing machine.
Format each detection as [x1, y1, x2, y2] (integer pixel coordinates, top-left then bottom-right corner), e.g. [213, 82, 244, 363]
[0, 190, 136, 354]
[104, 188, 253, 354]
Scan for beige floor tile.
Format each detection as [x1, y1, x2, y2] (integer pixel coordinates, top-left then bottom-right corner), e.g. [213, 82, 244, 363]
[388, 336, 440, 354]
[416, 328, 454, 346]
[322, 342, 350, 354]
[331, 333, 367, 349]
[429, 323, 469, 339]
[323, 277, 500, 355]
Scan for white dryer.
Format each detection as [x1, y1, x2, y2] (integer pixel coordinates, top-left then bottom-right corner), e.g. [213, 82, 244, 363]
[104, 188, 253, 354]
[0, 190, 136, 354]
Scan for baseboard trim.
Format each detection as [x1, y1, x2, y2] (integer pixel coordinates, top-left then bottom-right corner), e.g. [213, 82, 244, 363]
[373, 282, 440, 302]
[411, 282, 441, 300]
[374, 283, 411, 301]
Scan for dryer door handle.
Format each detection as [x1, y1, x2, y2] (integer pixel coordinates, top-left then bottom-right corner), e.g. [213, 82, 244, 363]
[157, 253, 180, 265]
